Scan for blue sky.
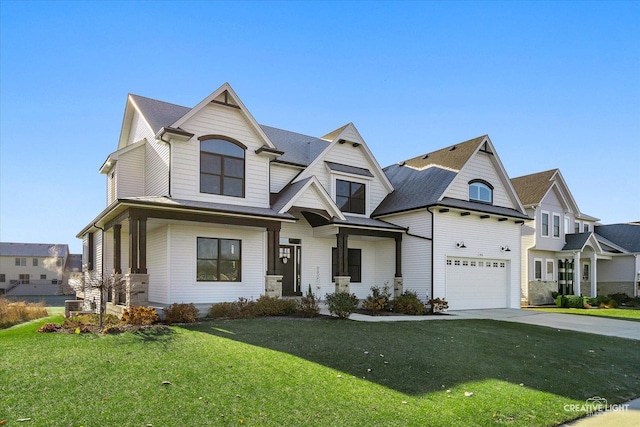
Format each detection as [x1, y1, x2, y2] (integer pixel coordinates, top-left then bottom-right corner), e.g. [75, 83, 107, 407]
[1, 1, 638, 253]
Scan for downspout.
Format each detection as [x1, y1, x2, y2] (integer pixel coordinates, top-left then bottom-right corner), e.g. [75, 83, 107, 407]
[158, 133, 172, 198]
[426, 207, 435, 311]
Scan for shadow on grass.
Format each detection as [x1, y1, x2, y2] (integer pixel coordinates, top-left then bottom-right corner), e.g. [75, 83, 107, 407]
[117, 326, 177, 349]
[184, 318, 640, 401]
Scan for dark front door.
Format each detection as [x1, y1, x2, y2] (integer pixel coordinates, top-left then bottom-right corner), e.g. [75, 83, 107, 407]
[280, 245, 295, 296]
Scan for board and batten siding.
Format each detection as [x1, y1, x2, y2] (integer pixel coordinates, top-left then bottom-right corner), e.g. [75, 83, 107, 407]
[170, 104, 270, 208]
[147, 224, 169, 304]
[166, 223, 265, 304]
[445, 151, 516, 209]
[270, 163, 299, 193]
[115, 145, 145, 198]
[433, 212, 521, 308]
[380, 210, 433, 300]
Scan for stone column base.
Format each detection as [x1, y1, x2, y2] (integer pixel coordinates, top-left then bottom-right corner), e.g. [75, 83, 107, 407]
[334, 276, 351, 294]
[393, 277, 404, 298]
[265, 275, 283, 298]
[125, 273, 149, 307]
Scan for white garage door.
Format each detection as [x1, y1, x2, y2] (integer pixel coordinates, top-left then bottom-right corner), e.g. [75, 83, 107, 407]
[446, 258, 508, 309]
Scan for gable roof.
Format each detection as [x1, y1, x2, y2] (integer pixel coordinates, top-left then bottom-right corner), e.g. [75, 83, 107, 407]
[129, 94, 190, 134]
[0, 242, 69, 258]
[595, 223, 640, 252]
[270, 177, 345, 220]
[510, 169, 558, 206]
[260, 125, 330, 166]
[562, 232, 593, 251]
[374, 135, 528, 218]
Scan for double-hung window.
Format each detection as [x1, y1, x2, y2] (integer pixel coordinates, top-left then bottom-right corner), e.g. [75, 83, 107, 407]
[553, 214, 561, 238]
[200, 137, 245, 197]
[197, 237, 241, 282]
[331, 248, 362, 282]
[534, 259, 543, 280]
[541, 212, 549, 237]
[336, 179, 365, 215]
[15, 257, 26, 266]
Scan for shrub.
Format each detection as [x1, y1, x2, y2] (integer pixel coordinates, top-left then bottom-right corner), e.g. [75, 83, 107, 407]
[428, 297, 449, 313]
[608, 293, 630, 305]
[556, 295, 566, 308]
[0, 298, 49, 329]
[37, 323, 61, 333]
[207, 302, 242, 319]
[163, 303, 200, 324]
[235, 297, 258, 318]
[565, 295, 586, 309]
[551, 291, 560, 300]
[255, 296, 298, 317]
[601, 299, 618, 309]
[121, 306, 159, 325]
[361, 284, 391, 313]
[298, 285, 320, 318]
[101, 326, 123, 334]
[391, 291, 426, 315]
[325, 292, 359, 319]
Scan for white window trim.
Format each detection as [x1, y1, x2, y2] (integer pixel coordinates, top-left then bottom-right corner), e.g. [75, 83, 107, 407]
[330, 172, 371, 217]
[552, 213, 561, 239]
[545, 259, 555, 281]
[582, 262, 590, 281]
[534, 258, 543, 280]
[541, 211, 550, 237]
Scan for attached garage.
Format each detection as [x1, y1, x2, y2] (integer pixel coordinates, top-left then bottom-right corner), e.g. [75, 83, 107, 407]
[445, 257, 509, 309]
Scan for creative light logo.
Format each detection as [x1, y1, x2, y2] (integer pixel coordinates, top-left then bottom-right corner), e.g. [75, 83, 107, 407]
[564, 396, 629, 415]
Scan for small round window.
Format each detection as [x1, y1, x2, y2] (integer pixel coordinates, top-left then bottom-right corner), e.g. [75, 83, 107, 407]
[469, 181, 492, 203]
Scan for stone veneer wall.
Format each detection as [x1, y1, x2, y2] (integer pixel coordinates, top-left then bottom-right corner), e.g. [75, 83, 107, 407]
[596, 281, 635, 297]
[528, 281, 557, 305]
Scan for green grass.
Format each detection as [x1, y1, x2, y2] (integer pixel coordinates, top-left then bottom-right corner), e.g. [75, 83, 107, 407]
[527, 307, 640, 322]
[2, 316, 639, 426]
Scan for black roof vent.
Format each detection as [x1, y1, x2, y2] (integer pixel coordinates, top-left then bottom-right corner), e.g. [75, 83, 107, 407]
[449, 145, 457, 151]
[398, 161, 406, 166]
[422, 154, 429, 159]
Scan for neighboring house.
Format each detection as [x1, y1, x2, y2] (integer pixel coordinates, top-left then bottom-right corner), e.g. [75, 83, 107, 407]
[76, 82, 530, 313]
[0, 242, 75, 296]
[511, 169, 615, 305]
[372, 136, 530, 309]
[593, 223, 640, 297]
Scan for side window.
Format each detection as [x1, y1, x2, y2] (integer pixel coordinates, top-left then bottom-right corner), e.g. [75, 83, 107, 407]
[336, 179, 366, 215]
[197, 237, 241, 282]
[541, 212, 549, 237]
[331, 248, 362, 283]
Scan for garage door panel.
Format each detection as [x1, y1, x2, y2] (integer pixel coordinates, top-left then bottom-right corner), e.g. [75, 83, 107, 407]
[446, 258, 507, 309]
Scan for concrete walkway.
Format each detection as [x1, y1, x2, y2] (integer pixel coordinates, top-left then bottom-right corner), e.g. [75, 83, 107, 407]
[324, 306, 640, 426]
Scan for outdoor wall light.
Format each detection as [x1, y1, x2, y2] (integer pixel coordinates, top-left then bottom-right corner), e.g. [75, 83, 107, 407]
[456, 242, 467, 249]
[501, 246, 511, 252]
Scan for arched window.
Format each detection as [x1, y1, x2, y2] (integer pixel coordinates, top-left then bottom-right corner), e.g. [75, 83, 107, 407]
[199, 137, 245, 197]
[469, 180, 493, 204]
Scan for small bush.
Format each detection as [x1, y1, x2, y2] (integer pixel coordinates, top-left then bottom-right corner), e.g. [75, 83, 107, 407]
[361, 284, 391, 313]
[236, 297, 258, 318]
[392, 291, 426, 315]
[298, 285, 320, 318]
[608, 293, 630, 304]
[565, 295, 587, 309]
[428, 297, 449, 313]
[325, 292, 359, 319]
[601, 299, 618, 309]
[163, 303, 200, 324]
[255, 296, 298, 317]
[121, 306, 159, 325]
[101, 326, 123, 334]
[556, 295, 566, 308]
[551, 291, 560, 300]
[207, 302, 242, 319]
[37, 323, 61, 333]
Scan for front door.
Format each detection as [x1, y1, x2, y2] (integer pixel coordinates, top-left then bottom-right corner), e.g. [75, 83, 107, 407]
[280, 245, 301, 296]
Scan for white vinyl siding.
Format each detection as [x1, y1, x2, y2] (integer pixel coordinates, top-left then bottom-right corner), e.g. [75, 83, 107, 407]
[145, 141, 169, 196]
[171, 104, 270, 208]
[115, 145, 145, 198]
[536, 188, 567, 251]
[147, 225, 169, 303]
[270, 163, 300, 193]
[291, 185, 329, 210]
[445, 151, 517, 209]
[166, 222, 265, 304]
[380, 210, 433, 300]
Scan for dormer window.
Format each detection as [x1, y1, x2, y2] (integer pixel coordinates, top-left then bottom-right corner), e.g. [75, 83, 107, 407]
[469, 180, 493, 204]
[336, 179, 365, 215]
[200, 137, 245, 197]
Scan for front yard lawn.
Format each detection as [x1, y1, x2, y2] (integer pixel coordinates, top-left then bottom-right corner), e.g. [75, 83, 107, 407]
[2, 316, 639, 426]
[527, 307, 640, 322]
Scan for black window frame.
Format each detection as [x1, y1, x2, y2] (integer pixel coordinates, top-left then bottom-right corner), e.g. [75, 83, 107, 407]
[199, 136, 246, 198]
[468, 179, 493, 204]
[335, 179, 366, 215]
[196, 237, 242, 282]
[331, 247, 362, 283]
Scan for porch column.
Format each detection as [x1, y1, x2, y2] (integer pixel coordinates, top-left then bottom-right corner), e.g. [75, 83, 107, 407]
[591, 253, 597, 297]
[129, 217, 139, 273]
[394, 234, 403, 298]
[138, 217, 147, 274]
[573, 252, 581, 296]
[266, 225, 280, 276]
[113, 224, 122, 274]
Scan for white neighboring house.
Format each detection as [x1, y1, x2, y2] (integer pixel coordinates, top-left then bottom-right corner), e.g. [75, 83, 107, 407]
[373, 136, 529, 310]
[0, 242, 75, 296]
[593, 223, 640, 298]
[511, 169, 616, 305]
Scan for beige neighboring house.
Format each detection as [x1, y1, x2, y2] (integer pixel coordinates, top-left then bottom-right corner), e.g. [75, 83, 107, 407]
[0, 242, 78, 296]
[511, 169, 637, 305]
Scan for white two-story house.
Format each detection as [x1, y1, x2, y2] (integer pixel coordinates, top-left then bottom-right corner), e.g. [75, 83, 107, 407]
[77, 82, 529, 312]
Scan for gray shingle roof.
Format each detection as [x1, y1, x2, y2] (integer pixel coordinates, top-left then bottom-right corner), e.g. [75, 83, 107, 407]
[270, 178, 313, 213]
[0, 243, 69, 257]
[402, 135, 487, 171]
[595, 224, 640, 252]
[562, 232, 592, 251]
[333, 215, 405, 231]
[510, 169, 557, 206]
[325, 161, 373, 177]
[129, 94, 190, 134]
